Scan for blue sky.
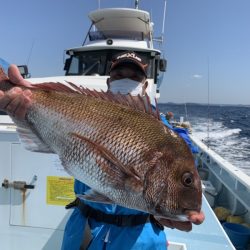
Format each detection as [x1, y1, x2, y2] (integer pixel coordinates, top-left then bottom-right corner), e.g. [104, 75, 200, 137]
[1, 0, 250, 105]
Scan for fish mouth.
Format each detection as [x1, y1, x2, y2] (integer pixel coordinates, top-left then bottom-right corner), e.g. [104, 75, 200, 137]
[183, 208, 200, 218]
[174, 214, 189, 222]
[166, 208, 203, 222]
[154, 214, 189, 222]
[153, 207, 201, 222]
[182, 203, 201, 214]
[175, 209, 202, 222]
[154, 216, 194, 232]
[155, 209, 204, 225]
[183, 208, 200, 213]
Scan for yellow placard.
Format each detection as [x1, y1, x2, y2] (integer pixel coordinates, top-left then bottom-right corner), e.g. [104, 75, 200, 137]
[46, 176, 75, 206]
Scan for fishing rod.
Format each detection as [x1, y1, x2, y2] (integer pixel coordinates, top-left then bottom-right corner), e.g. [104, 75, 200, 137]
[26, 39, 35, 67]
[207, 57, 210, 148]
[184, 103, 189, 121]
[152, 0, 167, 47]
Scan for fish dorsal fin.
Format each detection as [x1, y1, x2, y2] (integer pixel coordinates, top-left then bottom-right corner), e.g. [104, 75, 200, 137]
[31, 81, 160, 120]
[72, 82, 160, 120]
[32, 82, 78, 93]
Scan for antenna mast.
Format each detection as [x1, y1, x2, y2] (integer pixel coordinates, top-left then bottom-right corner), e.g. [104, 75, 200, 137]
[135, 0, 139, 9]
[153, 0, 167, 46]
[26, 40, 35, 66]
[161, 0, 167, 44]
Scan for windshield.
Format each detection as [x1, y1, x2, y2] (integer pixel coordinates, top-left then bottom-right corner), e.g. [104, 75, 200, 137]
[65, 50, 154, 78]
[89, 31, 146, 41]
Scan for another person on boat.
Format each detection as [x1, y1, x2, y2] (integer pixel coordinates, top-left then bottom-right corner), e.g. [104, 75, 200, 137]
[165, 111, 174, 123]
[0, 52, 204, 250]
[63, 52, 202, 249]
[161, 112, 198, 154]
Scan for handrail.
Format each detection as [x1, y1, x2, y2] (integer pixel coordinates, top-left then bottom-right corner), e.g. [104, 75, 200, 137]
[190, 135, 250, 189]
[190, 134, 250, 211]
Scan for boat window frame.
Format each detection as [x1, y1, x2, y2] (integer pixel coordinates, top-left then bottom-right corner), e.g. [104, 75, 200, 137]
[64, 50, 156, 79]
[89, 30, 146, 41]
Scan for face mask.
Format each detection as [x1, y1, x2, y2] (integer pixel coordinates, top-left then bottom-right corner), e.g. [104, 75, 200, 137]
[109, 78, 144, 96]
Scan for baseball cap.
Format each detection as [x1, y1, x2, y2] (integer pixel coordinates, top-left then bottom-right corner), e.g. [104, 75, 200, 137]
[110, 51, 148, 76]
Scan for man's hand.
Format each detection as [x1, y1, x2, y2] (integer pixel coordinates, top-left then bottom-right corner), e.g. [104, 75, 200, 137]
[156, 210, 205, 232]
[0, 65, 32, 119]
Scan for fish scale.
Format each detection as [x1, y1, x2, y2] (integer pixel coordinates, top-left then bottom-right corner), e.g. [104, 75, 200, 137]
[0, 68, 202, 220]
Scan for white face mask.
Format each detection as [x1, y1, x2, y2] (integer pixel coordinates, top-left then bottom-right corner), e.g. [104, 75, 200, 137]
[109, 78, 144, 96]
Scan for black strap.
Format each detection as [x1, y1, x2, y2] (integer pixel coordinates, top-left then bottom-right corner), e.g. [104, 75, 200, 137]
[66, 198, 163, 230]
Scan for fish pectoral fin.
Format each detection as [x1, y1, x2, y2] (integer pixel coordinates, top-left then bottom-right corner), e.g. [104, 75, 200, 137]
[77, 190, 114, 205]
[71, 132, 141, 181]
[125, 177, 143, 193]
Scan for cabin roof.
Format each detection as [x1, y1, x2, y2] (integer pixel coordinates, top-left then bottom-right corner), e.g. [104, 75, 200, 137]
[89, 8, 152, 36]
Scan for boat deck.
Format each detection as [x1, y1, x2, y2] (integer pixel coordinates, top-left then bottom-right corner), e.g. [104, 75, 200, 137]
[167, 195, 235, 250]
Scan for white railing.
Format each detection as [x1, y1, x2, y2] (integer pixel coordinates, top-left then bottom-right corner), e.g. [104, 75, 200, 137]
[190, 135, 250, 212]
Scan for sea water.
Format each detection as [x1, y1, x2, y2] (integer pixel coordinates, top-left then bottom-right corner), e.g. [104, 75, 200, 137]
[159, 103, 250, 176]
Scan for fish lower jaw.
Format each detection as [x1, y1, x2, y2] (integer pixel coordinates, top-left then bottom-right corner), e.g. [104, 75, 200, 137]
[175, 215, 189, 222]
[154, 214, 189, 222]
[154, 208, 201, 222]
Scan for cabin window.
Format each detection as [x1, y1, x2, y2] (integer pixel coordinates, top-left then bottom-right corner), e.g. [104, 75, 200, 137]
[89, 30, 145, 41]
[67, 57, 80, 75]
[65, 50, 155, 78]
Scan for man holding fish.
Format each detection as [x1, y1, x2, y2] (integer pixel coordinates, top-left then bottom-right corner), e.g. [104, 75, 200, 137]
[0, 52, 204, 250]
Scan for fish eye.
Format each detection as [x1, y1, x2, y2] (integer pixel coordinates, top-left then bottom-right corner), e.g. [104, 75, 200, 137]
[182, 172, 193, 187]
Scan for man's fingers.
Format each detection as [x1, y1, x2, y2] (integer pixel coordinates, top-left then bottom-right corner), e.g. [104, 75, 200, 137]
[8, 64, 32, 87]
[5, 95, 23, 115]
[23, 89, 33, 98]
[188, 211, 205, 225]
[0, 89, 19, 110]
[0, 88, 32, 119]
[0, 91, 6, 109]
[8, 65, 23, 84]
[13, 97, 31, 119]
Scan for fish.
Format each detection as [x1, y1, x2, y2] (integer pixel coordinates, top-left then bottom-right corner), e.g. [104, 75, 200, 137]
[0, 67, 202, 221]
